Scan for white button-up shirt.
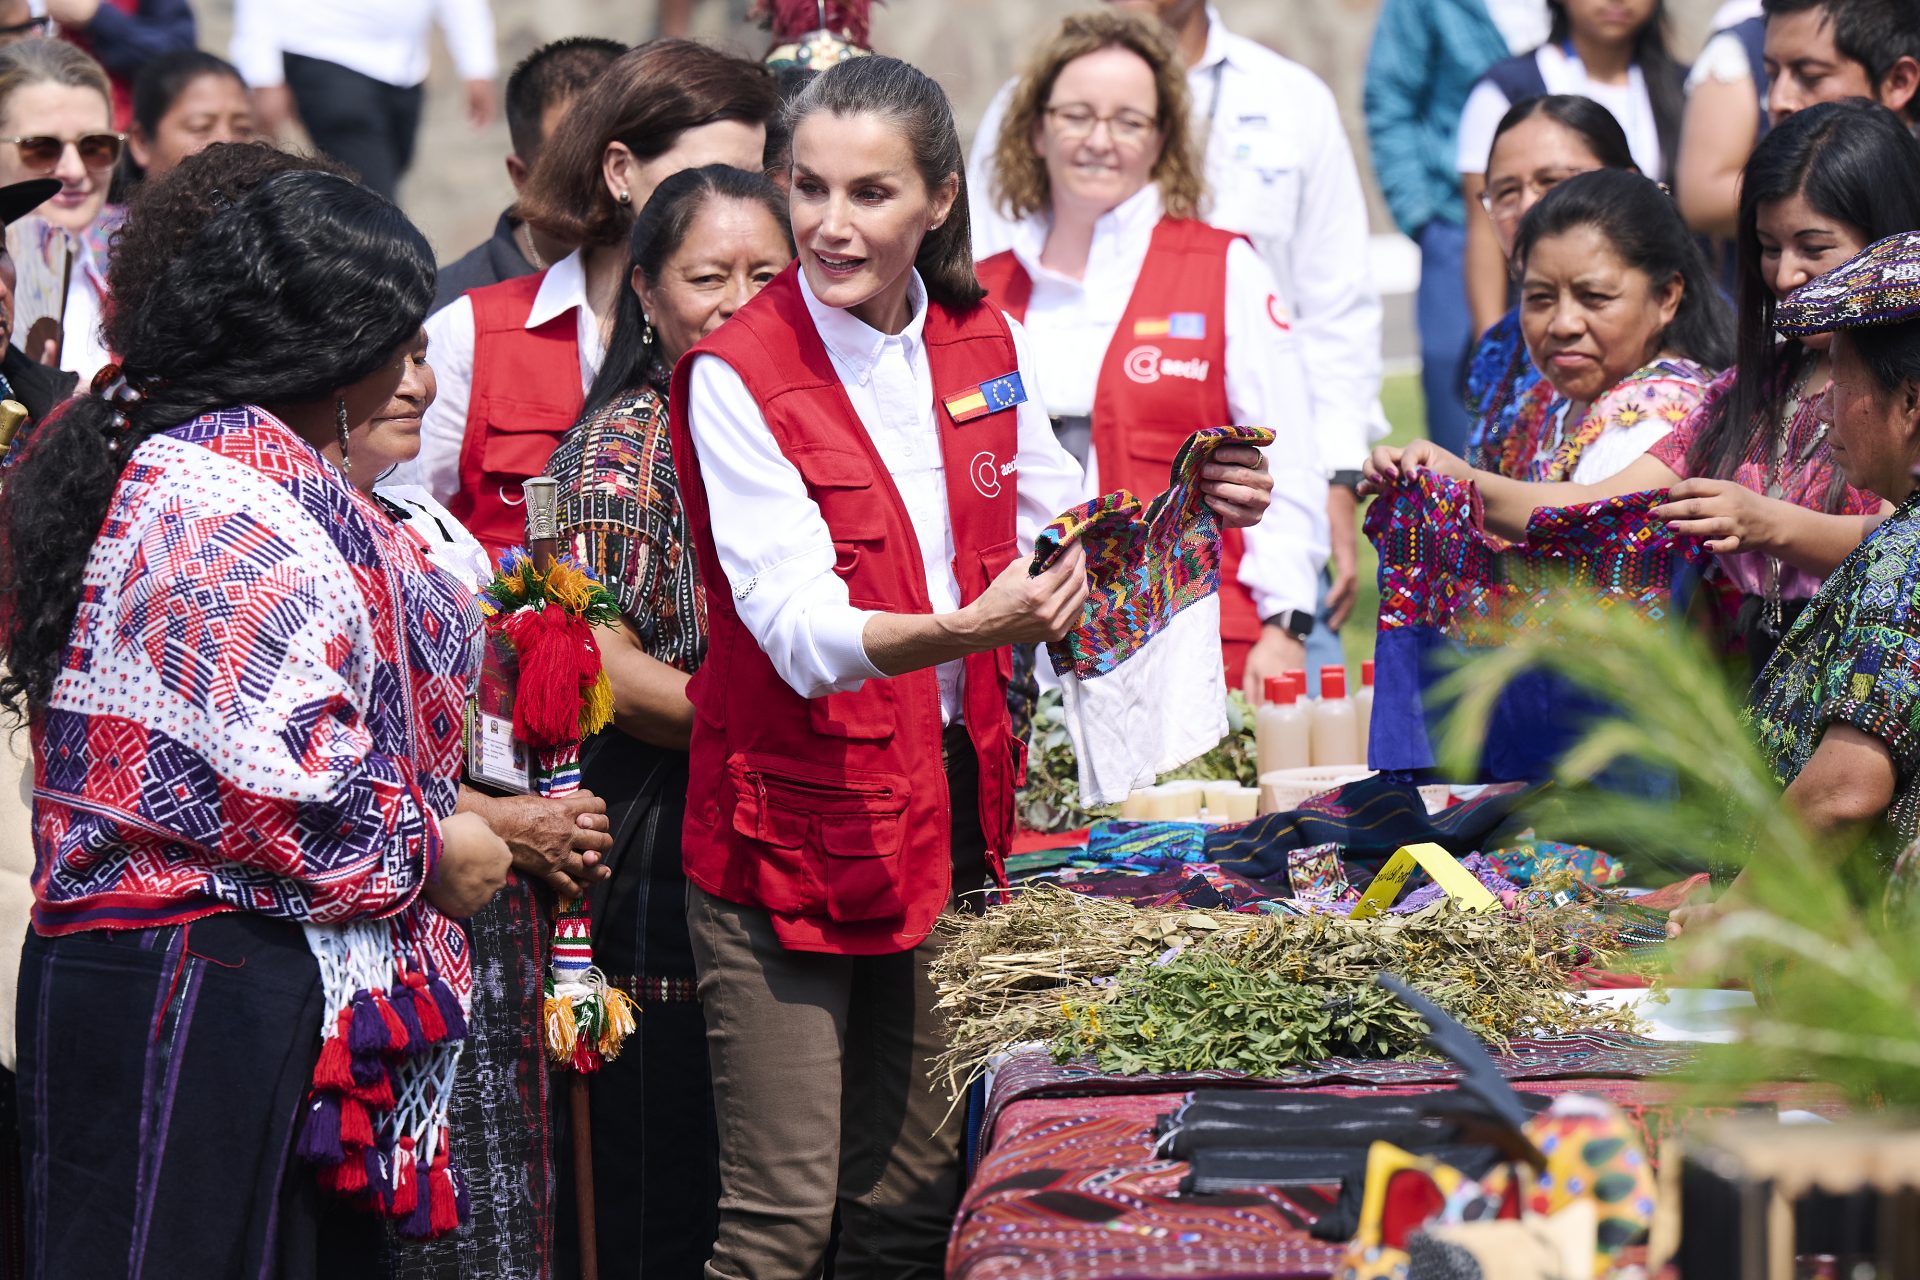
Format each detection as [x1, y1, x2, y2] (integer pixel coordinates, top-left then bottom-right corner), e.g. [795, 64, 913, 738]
[684, 269, 1085, 723]
[967, 7, 1386, 476]
[231, 0, 497, 90]
[1005, 184, 1327, 621]
[398, 249, 606, 503]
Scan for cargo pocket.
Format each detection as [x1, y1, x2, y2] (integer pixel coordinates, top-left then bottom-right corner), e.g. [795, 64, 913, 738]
[728, 753, 909, 923]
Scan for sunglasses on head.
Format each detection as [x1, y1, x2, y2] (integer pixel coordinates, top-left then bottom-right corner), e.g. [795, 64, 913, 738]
[0, 132, 125, 172]
[0, 16, 52, 40]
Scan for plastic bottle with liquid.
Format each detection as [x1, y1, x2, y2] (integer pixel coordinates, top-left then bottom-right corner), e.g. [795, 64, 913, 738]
[1354, 659, 1375, 766]
[1255, 676, 1312, 775]
[1309, 665, 1362, 768]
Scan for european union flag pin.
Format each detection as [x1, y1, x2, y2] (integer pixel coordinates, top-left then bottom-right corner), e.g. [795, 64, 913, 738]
[943, 371, 1028, 424]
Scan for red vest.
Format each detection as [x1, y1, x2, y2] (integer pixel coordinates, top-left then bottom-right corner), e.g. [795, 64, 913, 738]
[668, 266, 1022, 955]
[450, 272, 584, 564]
[978, 218, 1266, 683]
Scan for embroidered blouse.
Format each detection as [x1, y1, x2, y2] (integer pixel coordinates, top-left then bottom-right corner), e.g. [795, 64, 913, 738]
[1648, 365, 1882, 601]
[31, 407, 483, 940]
[1499, 357, 1715, 484]
[1463, 308, 1542, 473]
[545, 383, 706, 672]
[1747, 493, 1920, 860]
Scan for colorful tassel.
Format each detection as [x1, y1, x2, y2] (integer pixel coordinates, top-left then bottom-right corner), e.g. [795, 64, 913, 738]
[373, 991, 409, 1053]
[340, 1096, 375, 1150]
[313, 1016, 354, 1092]
[389, 1138, 418, 1217]
[408, 973, 447, 1042]
[542, 899, 639, 1073]
[295, 1093, 343, 1164]
[428, 974, 468, 1041]
[348, 992, 390, 1055]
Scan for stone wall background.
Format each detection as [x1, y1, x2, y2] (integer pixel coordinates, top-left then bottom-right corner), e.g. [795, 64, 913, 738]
[191, 0, 1722, 269]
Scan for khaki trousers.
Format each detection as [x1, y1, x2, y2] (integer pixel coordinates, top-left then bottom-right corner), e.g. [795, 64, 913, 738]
[689, 731, 986, 1280]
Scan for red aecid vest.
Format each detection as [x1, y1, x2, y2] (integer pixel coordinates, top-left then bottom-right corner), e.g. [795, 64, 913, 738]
[449, 272, 584, 564]
[977, 217, 1266, 686]
[668, 266, 1022, 956]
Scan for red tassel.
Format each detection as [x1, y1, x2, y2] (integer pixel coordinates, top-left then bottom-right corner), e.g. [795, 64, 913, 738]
[348, 1068, 396, 1111]
[758, 0, 873, 43]
[373, 991, 409, 1054]
[339, 1095, 375, 1150]
[409, 974, 447, 1042]
[322, 1152, 368, 1195]
[499, 608, 599, 748]
[314, 1013, 354, 1092]
[389, 1139, 419, 1217]
[428, 1166, 458, 1234]
[569, 1038, 601, 1075]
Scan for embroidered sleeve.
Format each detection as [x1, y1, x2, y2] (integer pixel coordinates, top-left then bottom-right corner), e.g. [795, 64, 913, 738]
[1645, 366, 1736, 480]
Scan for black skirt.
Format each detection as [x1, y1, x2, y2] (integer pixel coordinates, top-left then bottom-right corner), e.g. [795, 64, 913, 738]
[552, 730, 718, 1280]
[17, 913, 382, 1279]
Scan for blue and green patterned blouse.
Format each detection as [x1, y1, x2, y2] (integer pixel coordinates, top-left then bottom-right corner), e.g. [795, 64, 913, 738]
[1747, 492, 1920, 857]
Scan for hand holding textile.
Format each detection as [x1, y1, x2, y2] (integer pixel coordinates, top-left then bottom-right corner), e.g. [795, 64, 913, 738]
[961, 545, 1090, 648]
[1360, 439, 1472, 494]
[1196, 443, 1273, 528]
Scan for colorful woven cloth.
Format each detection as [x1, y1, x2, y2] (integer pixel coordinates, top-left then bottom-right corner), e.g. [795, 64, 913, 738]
[1775, 229, 1920, 335]
[30, 406, 481, 1233]
[1364, 469, 1706, 778]
[1462, 308, 1541, 473]
[1496, 359, 1712, 483]
[1748, 492, 1920, 865]
[1201, 774, 1540, 882]
[1085, 819, 1210, 865]
[1031, 425, 1276, 804]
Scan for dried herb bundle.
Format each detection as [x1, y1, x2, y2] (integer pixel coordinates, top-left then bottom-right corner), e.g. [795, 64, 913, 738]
[932, 885, 1636, 1096]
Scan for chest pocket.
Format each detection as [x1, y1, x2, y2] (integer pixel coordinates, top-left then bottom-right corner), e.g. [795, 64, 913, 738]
[790, 444, 884, 543]
[1214, 130, 1301, 245]
[476, 395, 576, 485]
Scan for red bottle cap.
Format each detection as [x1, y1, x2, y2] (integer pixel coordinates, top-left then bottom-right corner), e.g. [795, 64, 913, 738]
[1362, 659, 1375, 688]
[1285, 672, 1305, 700]
[1320, 665, 1347, 699]
[1263, 676, 1289, 705]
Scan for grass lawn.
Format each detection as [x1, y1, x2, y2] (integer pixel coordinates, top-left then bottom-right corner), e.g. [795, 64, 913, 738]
[1336, 371, 1425, 665]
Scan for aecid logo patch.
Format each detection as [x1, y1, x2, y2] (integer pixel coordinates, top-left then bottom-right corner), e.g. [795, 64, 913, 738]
[1124, 344, 1211, 385]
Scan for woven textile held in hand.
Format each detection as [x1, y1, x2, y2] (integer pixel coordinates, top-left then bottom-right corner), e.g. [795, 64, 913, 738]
[1368, 469, 1696, 642]
[1363, 469, 1705, 777]
[1030, 425, 1276, 805]
[1032, 424, 1275, 680]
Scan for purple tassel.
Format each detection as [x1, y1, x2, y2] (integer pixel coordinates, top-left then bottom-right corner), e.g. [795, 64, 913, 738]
[348, 992, 389, 1054]
[397, 1169, 436, 1238]
[294, 1093, 344, 1165]
[350, 1050, 387, 1087]
[363, 1146, 388, 1210]
[427, 975, 467, 1041]
[451, 1167, 470, 1223]
[389, 987, 427, 1056]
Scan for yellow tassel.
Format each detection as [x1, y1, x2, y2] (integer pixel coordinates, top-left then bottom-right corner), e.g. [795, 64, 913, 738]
[597, 986, 640, 1060]
[579, 668, 614, 738]
[546, 560, 597, 613]
[544, 994, 578, 1064]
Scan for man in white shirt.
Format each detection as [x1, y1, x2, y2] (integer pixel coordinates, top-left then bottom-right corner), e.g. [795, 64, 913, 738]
[231, 0, 497, 200]
[968, 0, 1384, 674]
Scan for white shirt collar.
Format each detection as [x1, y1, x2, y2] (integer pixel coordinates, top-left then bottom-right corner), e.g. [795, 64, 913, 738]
[1009, 183, 1164, 286]
[798, 263, 929, 384]
[1194, 7, 1234, 73]
[527, 248, 591, 331]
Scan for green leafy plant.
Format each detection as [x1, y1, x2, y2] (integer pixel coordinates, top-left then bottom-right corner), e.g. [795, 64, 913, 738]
[1437, 603, 1920, 1106]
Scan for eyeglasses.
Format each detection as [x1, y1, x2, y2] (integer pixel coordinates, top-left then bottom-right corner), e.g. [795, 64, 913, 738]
[1480, 166, 1597, 220]
[0, 16, 52, 44]
[0, 132, 126, 172]
[1043, 104, 1159, 147]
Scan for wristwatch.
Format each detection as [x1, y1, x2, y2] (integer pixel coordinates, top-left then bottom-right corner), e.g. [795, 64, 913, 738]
[1331, 469, 1363, 491]
[1265, 609, 1316, 640]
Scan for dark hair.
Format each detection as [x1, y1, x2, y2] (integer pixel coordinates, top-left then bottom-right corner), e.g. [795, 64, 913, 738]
[761, 67, 817, 180]
[1514, 168, 1736, 370]
[517, 39, 776, 249]
[108, 141, 357, 342]
[1763, 0, 1920, 122]
[0, 172, 434, 715]
[1547, 0, 1685, 181]
[1488, 93, 1636, 173]
[1685, 100, 1920, 496]
[504, 36, 626, 165]
[786, 55, 984, 309]
[583, 164, 793, 417]
[131, 49, 244, 142]
[1848, 321, 1920, 394]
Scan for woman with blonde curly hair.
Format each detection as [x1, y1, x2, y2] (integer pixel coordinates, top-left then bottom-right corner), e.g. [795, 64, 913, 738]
[975, 7, 1329, 695]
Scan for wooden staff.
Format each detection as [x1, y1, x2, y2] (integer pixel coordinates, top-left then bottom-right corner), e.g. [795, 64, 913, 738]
[521, 476, 599, 1280]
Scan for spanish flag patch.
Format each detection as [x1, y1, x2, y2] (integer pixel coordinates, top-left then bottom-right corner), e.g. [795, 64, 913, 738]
[1132, 312, 1206, 339]
[943, 371, 1028, 424]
